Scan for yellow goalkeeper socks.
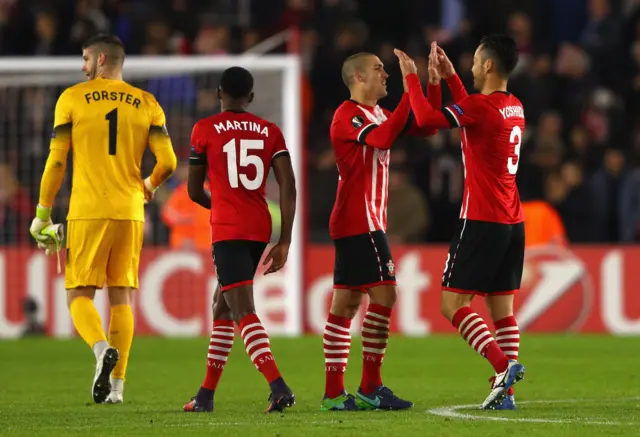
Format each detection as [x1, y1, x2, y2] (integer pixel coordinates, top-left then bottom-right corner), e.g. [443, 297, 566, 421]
[69, 296, 108, 351]
[108, 304, 134, 380]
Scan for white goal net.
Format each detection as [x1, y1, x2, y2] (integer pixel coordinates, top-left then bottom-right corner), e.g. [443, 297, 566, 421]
[0, 55, 303, 338]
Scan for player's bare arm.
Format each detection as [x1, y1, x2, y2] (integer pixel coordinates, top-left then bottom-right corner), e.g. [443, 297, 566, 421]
[187, 159, 211, 210]
[263, 153, 296, 275]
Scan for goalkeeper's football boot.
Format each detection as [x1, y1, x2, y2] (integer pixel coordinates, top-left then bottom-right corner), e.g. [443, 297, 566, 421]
[355, 385, 414, 410]
[92, 347, 119, 404]
[105, 377, 124, 404]
[480, 360, 525, 410]
[265, 378, 295, 413]
[320, 391, 359, 411]
[183, 387, 214, 412]
[488, 376, 517, 410]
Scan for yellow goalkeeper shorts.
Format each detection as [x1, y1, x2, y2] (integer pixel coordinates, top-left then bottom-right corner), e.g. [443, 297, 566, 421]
[65, 219, 144, 289]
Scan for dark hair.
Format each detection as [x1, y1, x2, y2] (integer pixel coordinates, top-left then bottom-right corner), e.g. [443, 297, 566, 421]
[479, 34, 518, 78]
[219, 66, 254, 99]
[82, 34, 125, 51]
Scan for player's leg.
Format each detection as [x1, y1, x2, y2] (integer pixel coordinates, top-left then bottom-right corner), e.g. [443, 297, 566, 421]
[103, 220, 143, 404]
[65, 219, 119, 403]
[441, 219, 523, 409]
[217, 240, 295, 413]
[329, 231, 412, 410]
[184, 283, 234, 412]
[105, 286, 134, 404]
[321, 288, 363, 411]
[485, 222, 526, 410]
[321, 232, 376, 411]
[356, 282, 413, 410]
[356, 231, 412, 410]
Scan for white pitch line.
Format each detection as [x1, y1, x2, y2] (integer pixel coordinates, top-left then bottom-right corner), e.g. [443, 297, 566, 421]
[427, 397, 640, 426]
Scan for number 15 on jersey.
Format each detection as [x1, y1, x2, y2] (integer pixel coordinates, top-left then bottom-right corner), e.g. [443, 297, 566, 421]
[223, 139, 265, 190]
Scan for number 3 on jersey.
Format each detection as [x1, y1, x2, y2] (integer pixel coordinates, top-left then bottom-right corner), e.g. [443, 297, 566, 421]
[223, 139, 265, 190]
[507, 125, 522, 175]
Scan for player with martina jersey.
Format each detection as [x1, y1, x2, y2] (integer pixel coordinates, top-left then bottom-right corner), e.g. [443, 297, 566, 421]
[28, 34, 177, 404]
[184, 67, 297, 414]
[321, 49, 442, 411]
[394, 35, 526, 410]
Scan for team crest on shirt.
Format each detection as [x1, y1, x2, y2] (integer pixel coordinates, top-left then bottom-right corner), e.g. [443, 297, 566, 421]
[351, 115, 364, 129]
[386, 260, 396, 277]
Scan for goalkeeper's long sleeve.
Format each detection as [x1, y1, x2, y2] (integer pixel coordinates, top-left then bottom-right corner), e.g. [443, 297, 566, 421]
[149, 144, 178, 188]
[39, 148, 69, 208]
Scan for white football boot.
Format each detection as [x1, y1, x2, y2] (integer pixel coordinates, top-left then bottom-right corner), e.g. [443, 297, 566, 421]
[105, 377, 124, 404]
[480, 360, 525, 410]
[92, 347, 119, 403]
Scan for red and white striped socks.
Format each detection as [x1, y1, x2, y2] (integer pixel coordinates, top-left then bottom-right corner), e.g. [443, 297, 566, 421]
[202, 320, 235, 391]
[494, 315, 520, 395]
[239, 313, 282, 384]
[494, 316, 519, 360]
[323, 313, 352, 398]
[452, 307, 509, 374]
[360, 304, 391, 394]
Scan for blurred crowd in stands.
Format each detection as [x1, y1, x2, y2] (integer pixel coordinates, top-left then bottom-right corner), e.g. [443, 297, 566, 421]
[2, 0, 640, 246]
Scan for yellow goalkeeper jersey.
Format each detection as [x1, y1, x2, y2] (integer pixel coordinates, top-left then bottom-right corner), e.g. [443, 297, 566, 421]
[51, 78, 173, 221]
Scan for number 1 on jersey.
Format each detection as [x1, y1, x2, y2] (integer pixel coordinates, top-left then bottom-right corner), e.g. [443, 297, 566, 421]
[106, 108, 118, 155]
[223, 139, 265, 190]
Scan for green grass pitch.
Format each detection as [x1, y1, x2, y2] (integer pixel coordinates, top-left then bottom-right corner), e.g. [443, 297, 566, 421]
[1, 335, 639, 436]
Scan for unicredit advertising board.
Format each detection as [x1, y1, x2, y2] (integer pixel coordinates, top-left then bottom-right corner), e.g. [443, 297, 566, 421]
[0, 245, 638, 338]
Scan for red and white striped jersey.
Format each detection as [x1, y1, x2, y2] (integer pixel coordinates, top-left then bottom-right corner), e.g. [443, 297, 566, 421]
[329, 100, 393, 239]
[405, 73, 525, 225]
[443, 92, 525, 224]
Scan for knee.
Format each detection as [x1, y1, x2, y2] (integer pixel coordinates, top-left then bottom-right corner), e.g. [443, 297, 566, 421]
[440, 299, 456, 321]
[108, 287, 133, 306]
[440, 291, 471, 322]
[330, 300, 360, 319]
[232, 309, 255, 325]
[368, 286, 397, 308]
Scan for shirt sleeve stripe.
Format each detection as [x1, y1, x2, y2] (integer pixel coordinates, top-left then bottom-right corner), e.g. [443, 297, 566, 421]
[272, 149, 290, 159]
[443, 107, 460, 128]
[357, 123, 378, 144]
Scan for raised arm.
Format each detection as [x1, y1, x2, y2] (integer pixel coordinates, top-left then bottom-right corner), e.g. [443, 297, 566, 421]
[435, 45, 469, 103]
[358, 94, 412, 149]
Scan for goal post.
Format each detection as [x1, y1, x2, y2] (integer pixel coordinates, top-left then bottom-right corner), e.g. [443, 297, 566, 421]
[0, 55, 303, 337]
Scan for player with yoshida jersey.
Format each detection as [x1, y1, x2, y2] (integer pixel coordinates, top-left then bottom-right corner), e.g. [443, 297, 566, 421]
[185, 67, 297, 414]
[321, 49, 441, 412]
[395, 36, 527, 410]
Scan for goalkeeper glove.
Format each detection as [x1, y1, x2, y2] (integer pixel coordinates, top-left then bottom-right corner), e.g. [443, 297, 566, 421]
[143, 177, 157, 204]
[30, 205, 53, 243]
[30, 206, 64, 273]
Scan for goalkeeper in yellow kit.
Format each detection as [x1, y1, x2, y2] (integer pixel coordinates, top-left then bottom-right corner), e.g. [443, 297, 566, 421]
[29, 34, 177, 404]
